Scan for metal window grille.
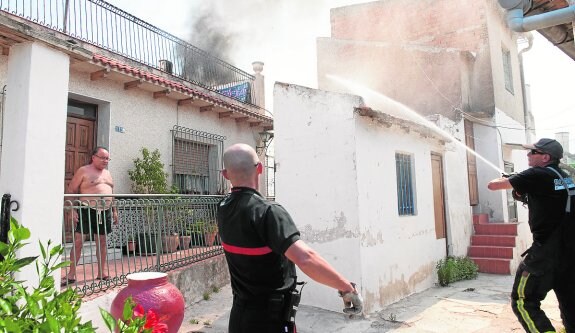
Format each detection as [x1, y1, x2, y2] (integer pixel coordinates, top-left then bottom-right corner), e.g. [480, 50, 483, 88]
[502, 47, 514, 94]
[395, 152, 416, 216]
[171, 126, 226, 194]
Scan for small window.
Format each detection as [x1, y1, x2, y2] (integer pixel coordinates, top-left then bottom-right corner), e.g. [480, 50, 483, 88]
[395, 152, 416, 216]
[67, 99, 97, 119]
[502, 47, 514, 94]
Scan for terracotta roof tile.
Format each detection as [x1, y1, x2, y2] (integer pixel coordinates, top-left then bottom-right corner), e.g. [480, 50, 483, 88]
[91, 54, 272, 123]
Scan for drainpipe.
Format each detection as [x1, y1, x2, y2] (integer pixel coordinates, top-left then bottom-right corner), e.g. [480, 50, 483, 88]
[499, 0, 575, 32]
[518, 33, 534, 142]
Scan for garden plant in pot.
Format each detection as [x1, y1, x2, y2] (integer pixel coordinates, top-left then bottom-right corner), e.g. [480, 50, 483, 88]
[190, 220, 218, 247]
[128, 148, 176, 255]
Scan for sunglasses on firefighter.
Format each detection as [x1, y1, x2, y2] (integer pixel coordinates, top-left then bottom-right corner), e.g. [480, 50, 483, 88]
[529, 149, 546, 155]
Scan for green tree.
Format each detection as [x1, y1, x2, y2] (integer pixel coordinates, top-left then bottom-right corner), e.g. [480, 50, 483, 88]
[128, 148, 171, 194]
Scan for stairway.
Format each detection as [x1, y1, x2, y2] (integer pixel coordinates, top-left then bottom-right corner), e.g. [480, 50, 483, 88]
[468, 214, 518, 275]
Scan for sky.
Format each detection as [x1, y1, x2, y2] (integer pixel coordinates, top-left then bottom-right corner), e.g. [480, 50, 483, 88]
[104, 0, 575, 153]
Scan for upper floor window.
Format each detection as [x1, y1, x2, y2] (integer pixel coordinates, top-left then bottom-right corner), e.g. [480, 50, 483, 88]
[502, 47, 514, 94]
[171, 126, 226, 194]
[395, 152, 416, 216]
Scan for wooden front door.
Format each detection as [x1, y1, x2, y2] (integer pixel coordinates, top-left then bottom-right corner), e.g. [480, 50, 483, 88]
[65, 116, 95, 191]
[431, 153, 447, 240]
[64, 116, 95, 242]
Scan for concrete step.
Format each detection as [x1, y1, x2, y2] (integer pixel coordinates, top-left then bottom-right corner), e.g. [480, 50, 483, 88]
[473, 223, 518, 236]
[468, 222, 518, 275]
[468, 245, 514, 259]
[471, 235, 516, 247]
[470, 257, 511, 274]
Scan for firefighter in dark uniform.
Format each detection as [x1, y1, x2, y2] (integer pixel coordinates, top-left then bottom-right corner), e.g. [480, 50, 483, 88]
[488, 138, 575, 332]
[218, 143, 363, 333]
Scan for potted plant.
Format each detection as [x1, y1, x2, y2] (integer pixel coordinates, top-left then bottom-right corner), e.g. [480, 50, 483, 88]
[179, 228, 193, 250]
[161, 232, 180, 253]
[204, 221, 218, 247]
[128, 148, 175, 255]
[192, 220, 218, 247]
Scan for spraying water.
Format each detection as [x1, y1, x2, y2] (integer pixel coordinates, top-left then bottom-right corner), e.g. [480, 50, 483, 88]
[326, 74, 505, 174]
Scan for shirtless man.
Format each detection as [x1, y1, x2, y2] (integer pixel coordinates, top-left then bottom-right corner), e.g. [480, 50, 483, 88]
[62, 146, 119, 286]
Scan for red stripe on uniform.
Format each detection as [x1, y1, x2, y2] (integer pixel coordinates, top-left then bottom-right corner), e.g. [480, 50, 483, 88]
[222, 241, 272, 256]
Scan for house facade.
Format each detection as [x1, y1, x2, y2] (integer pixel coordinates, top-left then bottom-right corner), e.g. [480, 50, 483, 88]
[0, 3, 272, 292]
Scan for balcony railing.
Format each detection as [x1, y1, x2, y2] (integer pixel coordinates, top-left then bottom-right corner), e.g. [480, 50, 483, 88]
[0, 0, 259, 107]
[61, 194, 223, 297]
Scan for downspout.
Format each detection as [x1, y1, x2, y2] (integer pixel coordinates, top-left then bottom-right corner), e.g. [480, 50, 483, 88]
[499, 0, 575, 32]
[518, 33, 534, 142]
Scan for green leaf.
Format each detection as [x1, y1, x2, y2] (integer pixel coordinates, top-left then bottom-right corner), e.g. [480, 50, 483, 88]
[0, 242, 9, 256]
[0, 298, 13, 315]
[12, 227, 31, 241]
[49, 244, 62, 257]
[39, 241, 46, 260]
[122, 296, 135, 321]
[3, 318, 22, 333]
[13, 256, 37, 271]
[53, 261, 71, 270]
[99, 308, 116, 332]
[46, 313, 60, 332]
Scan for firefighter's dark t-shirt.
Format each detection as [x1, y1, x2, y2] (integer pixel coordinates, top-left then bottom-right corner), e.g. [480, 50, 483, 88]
[509, 165, 568, 243]
[217, 187, 300, 300]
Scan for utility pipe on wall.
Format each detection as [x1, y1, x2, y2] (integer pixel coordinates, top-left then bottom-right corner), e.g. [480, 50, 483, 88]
[499, 0, 575, 32]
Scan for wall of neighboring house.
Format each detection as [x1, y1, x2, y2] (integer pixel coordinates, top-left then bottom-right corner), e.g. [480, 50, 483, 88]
[68, 68, 260, 193]
[485, 0, 526, 125]
[322, 0, 493, 119]
[274, 82, 472, 312]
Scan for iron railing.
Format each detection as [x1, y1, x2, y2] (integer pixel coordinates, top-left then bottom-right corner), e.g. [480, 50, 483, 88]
[0, 0, 260, 106]
[61, 194, 223, 297]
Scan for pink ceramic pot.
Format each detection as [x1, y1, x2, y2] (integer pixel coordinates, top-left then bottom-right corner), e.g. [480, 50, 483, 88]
[111, 272, 184, 333]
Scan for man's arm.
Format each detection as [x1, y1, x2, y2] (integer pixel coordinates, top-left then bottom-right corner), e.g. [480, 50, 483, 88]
[66, 168, 84, 222]
[67, 167, 84, 195]
[285, 240, 354, 293]
[487, 177, 513, 191]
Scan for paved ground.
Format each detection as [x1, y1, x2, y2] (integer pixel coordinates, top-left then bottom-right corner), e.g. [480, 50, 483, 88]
[179, 273, 564, 333]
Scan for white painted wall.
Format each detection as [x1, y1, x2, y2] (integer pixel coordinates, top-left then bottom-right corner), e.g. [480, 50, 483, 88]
[274, 83, 363, 312]
[0, 42, 69, 287]
[274, 83, 473, 312]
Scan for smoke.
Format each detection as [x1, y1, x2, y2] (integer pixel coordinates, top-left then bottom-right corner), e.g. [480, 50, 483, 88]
[183, 0, 374, 108]
[186, 2, 239, 62]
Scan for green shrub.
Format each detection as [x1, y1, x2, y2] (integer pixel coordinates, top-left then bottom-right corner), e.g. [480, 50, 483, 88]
[436, 256, 478, 287]
[0, 217, 161, 333]
[128, 148, 174, 194]
[0, 217, 96, 332]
